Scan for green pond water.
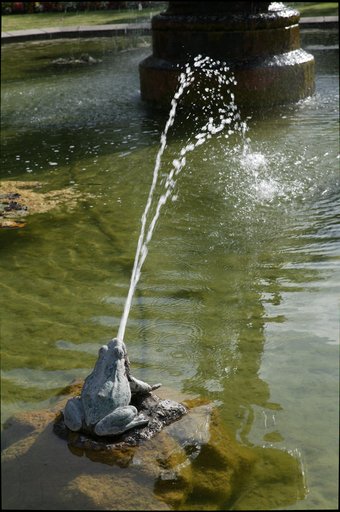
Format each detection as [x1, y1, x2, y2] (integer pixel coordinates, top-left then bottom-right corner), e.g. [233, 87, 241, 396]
[1, 32, 339, 510]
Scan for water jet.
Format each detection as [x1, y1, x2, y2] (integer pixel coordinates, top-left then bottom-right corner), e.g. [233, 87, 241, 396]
[63, 53, 246, 440]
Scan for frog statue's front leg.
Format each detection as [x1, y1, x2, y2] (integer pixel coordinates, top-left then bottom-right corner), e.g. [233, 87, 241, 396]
[123, 344, 161, 396]
[129, 375, 162, 395]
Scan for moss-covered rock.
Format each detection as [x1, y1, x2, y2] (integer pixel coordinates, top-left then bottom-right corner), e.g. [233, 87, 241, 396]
[0, 180, 88, 228]
[1, 383, 307, 510]
[171, 406, 256, 510]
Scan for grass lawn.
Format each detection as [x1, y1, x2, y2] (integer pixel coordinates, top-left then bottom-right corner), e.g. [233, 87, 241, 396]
[1, 4, 167, 31]
[287, 2, 338, 17]
[1, 3, 338, 32]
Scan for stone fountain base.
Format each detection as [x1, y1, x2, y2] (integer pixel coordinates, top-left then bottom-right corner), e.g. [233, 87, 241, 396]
[140, 50, 315, 110]
[139, 3, 315, 109]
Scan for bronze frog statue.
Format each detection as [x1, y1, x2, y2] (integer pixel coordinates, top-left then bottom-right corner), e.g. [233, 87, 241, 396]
[63, 338, 161, 436]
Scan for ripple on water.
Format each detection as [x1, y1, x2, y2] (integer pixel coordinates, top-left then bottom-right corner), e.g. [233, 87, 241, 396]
[135, 318, 203, 342]
[0, 367, 90, 389]
[55, 340, 102, 355]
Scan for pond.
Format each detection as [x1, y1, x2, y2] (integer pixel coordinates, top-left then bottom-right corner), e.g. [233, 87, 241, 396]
[1, 29, 339, 510]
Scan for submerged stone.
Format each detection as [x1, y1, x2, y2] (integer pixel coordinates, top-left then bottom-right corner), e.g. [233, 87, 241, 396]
[56, 390, 188, 450]
[0, 180, 87, 228]
[1, 384, 307, 510]
[51, 54, 102, 66]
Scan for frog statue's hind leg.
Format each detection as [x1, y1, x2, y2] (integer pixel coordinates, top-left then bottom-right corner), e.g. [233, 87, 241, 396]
[63, 396, 85, 432]
[94, 405, 149, 436]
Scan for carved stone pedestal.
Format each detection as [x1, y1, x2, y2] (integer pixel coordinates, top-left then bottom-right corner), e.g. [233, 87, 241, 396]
[139, 1, 315, 109]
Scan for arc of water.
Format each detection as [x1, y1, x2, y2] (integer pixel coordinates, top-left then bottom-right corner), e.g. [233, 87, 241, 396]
[117, 71, 194, 342]
[117, 55, 246, 343]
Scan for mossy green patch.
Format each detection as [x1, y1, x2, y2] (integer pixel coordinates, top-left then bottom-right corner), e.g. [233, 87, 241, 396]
[1, 377, 64, 403]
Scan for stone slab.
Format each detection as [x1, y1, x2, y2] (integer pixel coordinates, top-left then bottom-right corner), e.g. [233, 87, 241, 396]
[1, 23, 151, 44]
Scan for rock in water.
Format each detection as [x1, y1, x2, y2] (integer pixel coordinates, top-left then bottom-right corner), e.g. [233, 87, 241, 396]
[56, 390, 188, 450]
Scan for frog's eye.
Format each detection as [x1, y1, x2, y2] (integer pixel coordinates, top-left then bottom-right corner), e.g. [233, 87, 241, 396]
[99, 345, 108, 356]
[113, 346, 124, 359]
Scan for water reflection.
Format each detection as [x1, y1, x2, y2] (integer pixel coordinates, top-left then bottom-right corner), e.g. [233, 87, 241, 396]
[1, 33, 338, 510]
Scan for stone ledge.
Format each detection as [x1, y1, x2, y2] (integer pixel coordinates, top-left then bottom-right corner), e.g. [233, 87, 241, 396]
[300, 15, 338, 29]
[1, 17, 337, 45]
[1, 22, 151, 44]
